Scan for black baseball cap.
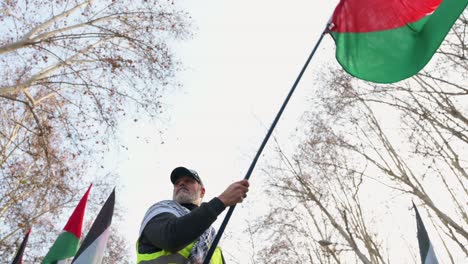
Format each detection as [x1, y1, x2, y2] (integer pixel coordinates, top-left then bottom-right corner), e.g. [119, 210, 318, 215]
[170, 167, 203, 186]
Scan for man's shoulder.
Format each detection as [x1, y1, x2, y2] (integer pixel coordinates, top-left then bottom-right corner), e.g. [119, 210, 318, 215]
[143, 200, 190, 219]
[143, 200, 178, 216]
[146, 200, 176, 210]
[139, 200, 179, 235]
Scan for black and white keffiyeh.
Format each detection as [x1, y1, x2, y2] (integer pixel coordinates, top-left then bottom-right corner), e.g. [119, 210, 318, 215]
[139, 200, 216, 263]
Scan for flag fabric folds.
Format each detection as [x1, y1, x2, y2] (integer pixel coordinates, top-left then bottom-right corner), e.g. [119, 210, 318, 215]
[11, 228, 31, 264]
[72, 188, 115, 264]
[329, 0, 468, 83]
[42, 184, 92, 264]
[413, 203, 439, 264]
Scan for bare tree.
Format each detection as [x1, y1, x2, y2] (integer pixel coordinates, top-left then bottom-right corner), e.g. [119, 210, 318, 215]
[0, 0, 191, 261]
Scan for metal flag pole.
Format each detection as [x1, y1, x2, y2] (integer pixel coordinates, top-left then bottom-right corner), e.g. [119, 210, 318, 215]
[203, 23, 330, 264]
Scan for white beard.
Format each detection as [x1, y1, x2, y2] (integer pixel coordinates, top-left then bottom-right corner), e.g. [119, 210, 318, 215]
[173, 189, 200, 204]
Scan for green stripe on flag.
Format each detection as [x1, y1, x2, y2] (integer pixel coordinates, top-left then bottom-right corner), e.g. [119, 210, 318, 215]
[42, 231, 79, 264]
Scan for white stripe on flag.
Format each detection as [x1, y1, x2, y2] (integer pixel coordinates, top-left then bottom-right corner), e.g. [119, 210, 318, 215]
[424, 244, 439, 264]
[72, 228, 110, 264]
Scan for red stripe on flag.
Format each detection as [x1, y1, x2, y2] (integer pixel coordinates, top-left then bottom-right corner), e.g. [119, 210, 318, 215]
[64, 184, 92, 238]
[331, 0, 443, 33]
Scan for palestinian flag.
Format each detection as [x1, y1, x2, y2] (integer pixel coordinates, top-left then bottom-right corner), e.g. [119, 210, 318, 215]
[330, 0, 468, 83]
[413, 203, 439, 264]
[11, 228, 31, 264]
[42, 184, 92, 264]
[72, 188, 115, 264]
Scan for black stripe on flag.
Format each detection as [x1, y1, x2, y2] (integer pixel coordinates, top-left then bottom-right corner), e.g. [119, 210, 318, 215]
[72, 188, 115, 262]
[413, 202, 439, 264]
[11, 228, 31, 264]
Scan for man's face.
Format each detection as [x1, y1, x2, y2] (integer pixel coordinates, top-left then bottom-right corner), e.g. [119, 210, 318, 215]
[172, 175, 205, 205]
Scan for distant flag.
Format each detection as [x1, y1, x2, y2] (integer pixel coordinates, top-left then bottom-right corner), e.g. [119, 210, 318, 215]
[11, 228, 31, 264]
[329, 0, 468, 83]
[72, 188, 115, 264]
[413, 202, 439, 264]
[42, 184, 92, 264]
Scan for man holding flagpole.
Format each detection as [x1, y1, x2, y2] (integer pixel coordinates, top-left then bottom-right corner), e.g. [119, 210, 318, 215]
[137, 166, 249, 264]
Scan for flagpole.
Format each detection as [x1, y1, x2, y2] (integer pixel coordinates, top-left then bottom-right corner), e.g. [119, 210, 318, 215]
[202, 23, 331, 264]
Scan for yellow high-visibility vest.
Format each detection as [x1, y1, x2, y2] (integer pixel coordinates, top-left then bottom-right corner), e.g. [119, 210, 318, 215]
[136, 241, 224, 264]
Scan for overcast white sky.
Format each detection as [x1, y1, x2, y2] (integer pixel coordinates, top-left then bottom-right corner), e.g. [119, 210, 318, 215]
[93, 1, 468, 263]
[114, 0, 338, 261]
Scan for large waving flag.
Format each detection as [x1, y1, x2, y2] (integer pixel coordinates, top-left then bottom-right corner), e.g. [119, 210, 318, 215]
[11, 228, 31, 264]
[413, 203, 439, 264]
[330, 0, 468, 83]
[72, 188, 115, 264]
[42, 184, 92, 264]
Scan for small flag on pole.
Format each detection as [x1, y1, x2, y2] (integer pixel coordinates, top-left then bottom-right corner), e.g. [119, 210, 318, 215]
[11, 228, 31, 264]
[42, 184, 92, 264]
[72, 188, 115, 264]
[330, 0, 468, 83]
[413, 202, 439, 264]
